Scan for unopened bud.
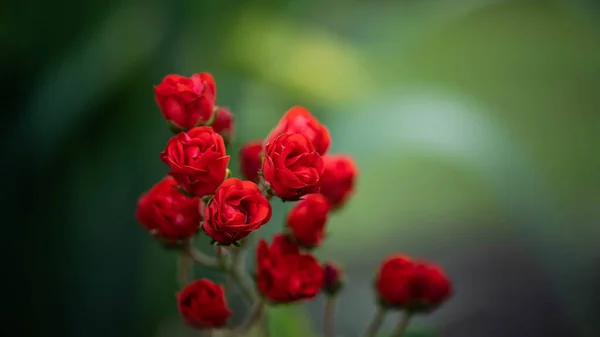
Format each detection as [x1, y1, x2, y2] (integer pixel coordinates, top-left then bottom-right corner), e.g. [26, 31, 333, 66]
[322, 262, 344, 296]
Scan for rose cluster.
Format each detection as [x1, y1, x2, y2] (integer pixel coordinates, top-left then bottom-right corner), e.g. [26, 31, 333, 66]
[135, 72, 452, 335]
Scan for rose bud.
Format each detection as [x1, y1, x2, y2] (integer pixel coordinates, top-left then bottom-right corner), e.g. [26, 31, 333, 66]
[262, 133, 324, 201]
[256, 234, 324, 303]
[160, 126, 230, 197]
[320, 154, 358, 210]
[135, 176, 202, 245]
[375, 254, 452, 313]
[286, 194, 330, 248]
[322, 262, 344, 296]
[177, 279, 232, 329]
[202, 178, 272, 245]
[154, 73, 216, 131]
[210, 106, 235, 145]
[239, 140, 263, 183]
[265, 106, 331, 155]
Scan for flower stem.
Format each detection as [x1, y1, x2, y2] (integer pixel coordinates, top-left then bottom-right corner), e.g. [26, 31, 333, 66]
[235, 298, 265, 334]
[362, 307, 387, 337]
[230, 265, 258, 303]
[183, 239, 219, 268]
[227, 233, 258, 303]
[262, 308, 270, 337]
[324, 296, 337, 337]
[177, 251, 193, 289]
[390, 311, 412, 337]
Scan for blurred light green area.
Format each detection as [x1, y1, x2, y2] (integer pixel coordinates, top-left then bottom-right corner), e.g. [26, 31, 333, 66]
[6, 1, 600, 337]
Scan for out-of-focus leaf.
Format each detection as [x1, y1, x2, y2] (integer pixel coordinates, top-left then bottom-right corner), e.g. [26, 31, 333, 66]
[267, 305, 316, 337]
[224, 7, 371, 102]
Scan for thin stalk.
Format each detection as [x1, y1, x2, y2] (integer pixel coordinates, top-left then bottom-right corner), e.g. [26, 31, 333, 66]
[184, 240, 219, 268]
[228, 232, 258, 303]
[362, 307, 387, 337]
[234, 298, 265, 334]
[324, 296, 337, 337]
[390, 311, 413, 337]
[230, 265, 257, 303]
[177, 251, 192, 289]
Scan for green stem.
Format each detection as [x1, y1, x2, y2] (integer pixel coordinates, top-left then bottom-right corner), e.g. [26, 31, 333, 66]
[230, 265, 257, 303]
[184, 241, 219, 269]
[363, 307, 387, 337]
[262, 307, 270, 337]
[238, 298, 265, 334]
[324, 296, 337, 337]
[390, 311, 413, 337]
[228, 233, 258, 303]
[214, 245, 228, 268]
[177, 251, 192, 289]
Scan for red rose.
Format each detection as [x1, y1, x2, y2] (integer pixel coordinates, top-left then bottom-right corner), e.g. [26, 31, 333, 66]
[320, 154, 358, 209]
[375, 255, 452, 312]
[286, 194, 330, 248]
[256, 234, 324, 303]
[322, 262, 344, 296]
[262, 133, 324, 201]
[154, 73, 216, 130]
[202, 178, 272, 245]
[160, 126, 230, 197]
[135, 176, 202, 245]
[211, 106, 235, 144]
[239, 140, 263, 183]
[265, 106, 331, 155]
[177, 279, 232, 329]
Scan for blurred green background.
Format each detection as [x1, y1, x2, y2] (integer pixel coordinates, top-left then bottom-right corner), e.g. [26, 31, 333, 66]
[6, 0, 600, 336]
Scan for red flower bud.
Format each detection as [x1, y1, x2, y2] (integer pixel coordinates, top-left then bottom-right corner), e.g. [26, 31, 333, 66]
[262, 133, 324, 201]
[177, 279, 232, 329]
[322, 262, 344, 296]
[265, 106, 331, 155]
[375, 255, 452, 313]
[154, 73, 216, 130]
[135, 176, 202, 245]
[320, 154, 358, 209]
[286, 194, 330, 248]
[211, 106, 235, 144]
[202, 178, 272, 245]
[255, 234, 324, 303]
[239, 140, 263, 183]
[160, 126, 230, 197]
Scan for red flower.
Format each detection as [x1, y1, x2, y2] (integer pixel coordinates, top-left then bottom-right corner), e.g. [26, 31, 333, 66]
[256, 234, 324, 303]
[375, 255, 452, 312]
[286, 194, 330, 248]
[265, 106, 331, 155]
[160, 126, 230, 197]
[239, 140, 263, 183]
[154, 73, 216, 130]
[177, 279, 232, 329]
[135, 176, 202, 245]
[320, 154, 358, 209]
[202, 178, 272, 245]
[322, 262, 344, 296]
[211, 106, 235, 144]
[262, 133, 324, 201]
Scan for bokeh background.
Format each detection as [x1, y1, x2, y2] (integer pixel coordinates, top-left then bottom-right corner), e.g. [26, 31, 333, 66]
[6, 0, 600, 336]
